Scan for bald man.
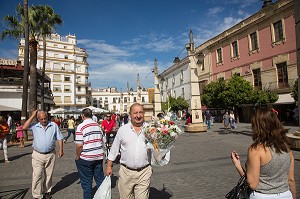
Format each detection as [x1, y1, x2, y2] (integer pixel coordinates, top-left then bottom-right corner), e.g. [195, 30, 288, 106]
[105, 103, 152, 199]
[23, 110, 64, 199]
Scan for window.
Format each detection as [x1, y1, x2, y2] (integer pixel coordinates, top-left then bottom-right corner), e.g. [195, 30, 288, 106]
[64, 55, 68, 59]
[180, 70, 184, 82]
[64, 96, 71, 103]
[277, 62, 288, 88]
[64, 64, 71, 71]
[231, 41, 239, 58]
[166, 78, 168, 89]
[64, 76, 71, 82]
[134, 97, 136, 102]
[113, 98, 116, 103]
[124, 97, 127, 103]
[53, 63, 60, 70]
[182, 88, 185, 98]
[253, 69, 262, 90]
[53, 85, 61, 92]
[54, 96, 61, 103]
[217, 48, 223, 63]
[273, 20, 284, 42]
[250, 32, 258, 50]
[46, 62, 50, 69]
[64, 85, 71, 92]
[77, 66, 81, 72]
[64, 46, 67, 49]
[172, 74, 175, 85]
[78, 96, 82, 102]
[78, 86, 81, 91]
[199, 80, 208, 95]
[142, 97, 145, 102]
[53, 74, 61, 81]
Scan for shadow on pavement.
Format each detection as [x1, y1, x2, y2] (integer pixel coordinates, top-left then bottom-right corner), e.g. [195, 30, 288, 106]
[216, 128, 253, 137]
[0, 152, 32, 163]
[52, 172, 79, 194]
[150, 184, 173, 199]
[0, 188, 29, 199]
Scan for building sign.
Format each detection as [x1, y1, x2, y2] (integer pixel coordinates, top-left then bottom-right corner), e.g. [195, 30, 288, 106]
[0, 59, 17, 66]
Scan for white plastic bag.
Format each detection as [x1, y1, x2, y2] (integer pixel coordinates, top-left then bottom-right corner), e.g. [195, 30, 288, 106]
[93, 176, 111, 199]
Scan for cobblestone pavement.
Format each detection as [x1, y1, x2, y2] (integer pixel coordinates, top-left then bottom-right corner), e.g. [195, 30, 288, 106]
[0, 122, 299, 199]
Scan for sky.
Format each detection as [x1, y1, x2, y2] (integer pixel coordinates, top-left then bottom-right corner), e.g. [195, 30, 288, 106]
[0, 0, 263, 91]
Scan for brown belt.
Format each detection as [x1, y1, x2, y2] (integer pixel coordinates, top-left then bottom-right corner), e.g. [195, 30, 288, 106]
[121, 163, 150, 172]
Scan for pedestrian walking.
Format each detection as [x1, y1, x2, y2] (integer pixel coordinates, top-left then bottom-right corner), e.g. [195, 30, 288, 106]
[64, 116, 75, 143]
[75, 108, 105, 199]
[229, 110, 237, 129]
[231, 107, 296, 199]
[223, 111, 230, 129]
[205, 110, 212, 129]
[23, 110, 64, 199]
[0, 116, 10, 163]
[105, 103, 152, 199]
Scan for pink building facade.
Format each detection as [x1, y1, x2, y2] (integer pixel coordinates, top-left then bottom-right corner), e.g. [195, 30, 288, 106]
[195, 0, 296, 122]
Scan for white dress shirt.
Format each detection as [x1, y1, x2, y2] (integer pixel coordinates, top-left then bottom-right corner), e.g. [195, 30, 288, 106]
[107, 123, 149, 169]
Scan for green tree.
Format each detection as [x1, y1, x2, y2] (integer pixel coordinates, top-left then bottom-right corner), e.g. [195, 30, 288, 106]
[201, 78, 226, 108]
[291, 78, 298, 102]
[201, 74, 278, 119]
[35, 5, 62, 111]
[220, 75, 254, 109]
[1, 4, 62, 112]
[168, 96, 189, 113]
[160, 96, 189, 113]
[1, 3, 29, 121]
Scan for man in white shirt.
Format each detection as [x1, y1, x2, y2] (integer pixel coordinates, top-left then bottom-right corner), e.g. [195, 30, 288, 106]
[105, 103, 152, 199]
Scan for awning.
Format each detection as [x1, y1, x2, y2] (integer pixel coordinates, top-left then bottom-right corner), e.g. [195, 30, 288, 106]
[274, 93, 295, 104]
[0, 104, 21, 111]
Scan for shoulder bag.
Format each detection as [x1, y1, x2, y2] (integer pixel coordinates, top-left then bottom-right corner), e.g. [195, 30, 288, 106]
[225, 168, 252, 199]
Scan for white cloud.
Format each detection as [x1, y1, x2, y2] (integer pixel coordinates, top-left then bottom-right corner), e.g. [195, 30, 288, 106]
[208, 6, 223, 15]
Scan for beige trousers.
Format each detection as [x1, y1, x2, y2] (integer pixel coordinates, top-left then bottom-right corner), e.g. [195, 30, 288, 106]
[118, 165, 152, 199]
[31, 150, 56, 199]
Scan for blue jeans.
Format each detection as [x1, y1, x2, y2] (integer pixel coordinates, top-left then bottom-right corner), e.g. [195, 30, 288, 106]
[206, 120, 211, 129]
[75, 158, 105, 199]
[64, 129, 75, 141]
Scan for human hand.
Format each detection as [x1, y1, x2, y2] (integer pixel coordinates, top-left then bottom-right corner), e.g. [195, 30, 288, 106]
[231, 151, 241, 166]
[31, 110, 38, 117]
[58, 150, 64, 158]
[105, 165, 113, 176]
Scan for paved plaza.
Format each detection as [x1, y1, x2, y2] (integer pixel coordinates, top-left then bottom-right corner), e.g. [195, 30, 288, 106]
[0, 122, 299, 199]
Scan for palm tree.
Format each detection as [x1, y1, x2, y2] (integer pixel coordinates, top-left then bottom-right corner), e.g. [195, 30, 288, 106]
[2, 4, 63, 113]
[1, 3, 29, 123]
[34, 5, 62, 111]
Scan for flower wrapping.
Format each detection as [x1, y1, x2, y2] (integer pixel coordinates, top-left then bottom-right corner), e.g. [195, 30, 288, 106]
[143, 119, 183, 166]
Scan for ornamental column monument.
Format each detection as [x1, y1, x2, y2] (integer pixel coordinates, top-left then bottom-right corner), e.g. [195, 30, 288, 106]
[153, 59, 162, 119]
[185, 30, 207, 132]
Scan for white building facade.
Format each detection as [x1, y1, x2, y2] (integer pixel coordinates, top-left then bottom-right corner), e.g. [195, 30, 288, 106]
[91, 87, 149, 113]
[18, 34, 91, 112]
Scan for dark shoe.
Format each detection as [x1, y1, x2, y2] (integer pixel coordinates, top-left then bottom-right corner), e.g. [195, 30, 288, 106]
[44, 192, 52, 199]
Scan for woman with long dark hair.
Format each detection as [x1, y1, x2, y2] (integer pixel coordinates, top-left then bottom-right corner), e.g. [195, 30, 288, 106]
[231, 107, 296, 199]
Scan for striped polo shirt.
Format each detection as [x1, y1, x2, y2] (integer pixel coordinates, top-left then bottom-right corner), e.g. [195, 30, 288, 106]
[75, 118, 104, 161]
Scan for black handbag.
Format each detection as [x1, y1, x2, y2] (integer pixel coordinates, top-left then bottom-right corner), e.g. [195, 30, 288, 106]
[225, 173, 252, 199]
